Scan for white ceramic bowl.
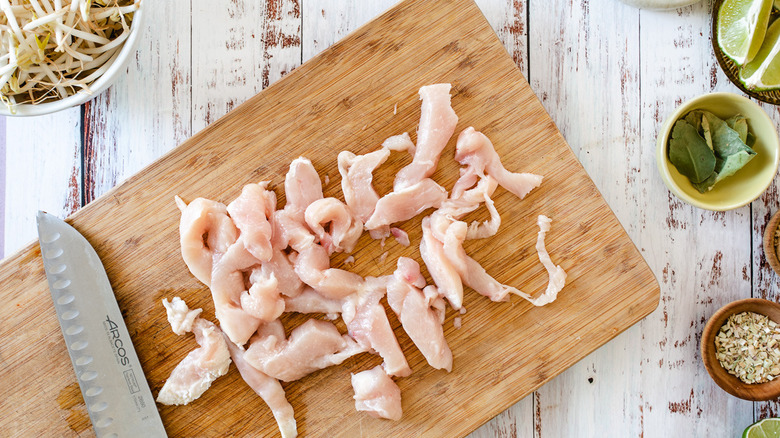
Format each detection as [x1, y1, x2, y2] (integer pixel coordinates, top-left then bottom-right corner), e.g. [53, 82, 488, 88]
[0, 4, 145, 117]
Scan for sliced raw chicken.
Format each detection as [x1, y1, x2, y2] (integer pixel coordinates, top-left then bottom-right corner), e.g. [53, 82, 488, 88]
[387, 258, 452, 371]
[390, 227, 410, 247]
[394, 84, 458, 190]
[305, 197, 362, 254]
[271, 209, 315, 254]
[342, 278, 411, 377]
[338, 148, 390, 223]
[454, 127, 543, 200]
[226, 337, 297, 438]
[420, 216, 464, 310]
[424, 285, 446, 323]
[244, 319, 365, 382]
[444, 216, 566, 306]
[240, 271, 285, 322]
[253, 249, 304, 298]
[283, 286, 343, 316]
[162, 297, 202, 336]
[157, 318, 231, 405]
[294, 243, 364, 299]
[440, 219, 508, 302]
[528, 215, 567, 305]
[210, 243, 263, 346]
[175, 196, 238, 286]
[338, 133, 417, 240]
[226, 182, 276, 263]
[438, 175, 500, 240]
[363, 178, 447, 231]
[272, 157, 324, 252]
[382, 132, 415, 155]
[351, 366, 402, 421]
[284, 157, 324, 217]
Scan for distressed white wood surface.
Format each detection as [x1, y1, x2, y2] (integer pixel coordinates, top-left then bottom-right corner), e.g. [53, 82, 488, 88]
[3, 109, 82, 254]
[528, 1, 644, 436]
[82, 0, 192, 202]
[1, 0, 777, 436]
[637, 4, 753, 436]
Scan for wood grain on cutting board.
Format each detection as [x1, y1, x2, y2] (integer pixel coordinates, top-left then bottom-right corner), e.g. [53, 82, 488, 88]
[0, 0, 659, 436]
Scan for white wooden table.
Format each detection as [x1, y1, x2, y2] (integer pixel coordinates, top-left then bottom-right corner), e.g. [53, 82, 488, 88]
[1, 0, 776, 436]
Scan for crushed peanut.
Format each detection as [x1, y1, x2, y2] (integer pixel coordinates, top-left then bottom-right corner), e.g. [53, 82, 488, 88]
[715, 311, 780, 384]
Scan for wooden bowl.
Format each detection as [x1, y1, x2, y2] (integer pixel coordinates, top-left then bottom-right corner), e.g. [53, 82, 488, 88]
[764, 210, 780, 277]
[701, 298, 780, 400]
[711, 0, 780, 105]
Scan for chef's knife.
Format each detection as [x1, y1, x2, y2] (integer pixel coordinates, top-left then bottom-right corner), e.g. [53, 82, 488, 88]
[37, 211, 167, 438]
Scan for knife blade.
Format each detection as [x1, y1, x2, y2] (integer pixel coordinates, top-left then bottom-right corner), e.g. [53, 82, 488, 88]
[37, 211, 167, 438]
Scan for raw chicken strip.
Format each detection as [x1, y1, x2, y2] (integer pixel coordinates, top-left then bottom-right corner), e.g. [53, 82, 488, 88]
[294, 243, 364, 299]
[338, 148, 390, 223]
[390, 227, 410, 246]
[210, 244, 263, 346]
[305, 197, 362, 254]
[271, 157, 327, 254]
[454, 127, 543, 200]
[438, 175, 500, 240]
[240, 271, 285, 322]
[253, 249, 304, 298]
[529, 215, 567, 305]
[162, 297, 202, 336]
[226, 182, 276, 262]
[226, 337, 297, 438]
[157, 318, 231, 405]
[444, 216, 566, 306]
[244, 319, 365, 382]
[420, 216, 464, 310]
[441, 220, 509, 302]
[283, 286, 343, 316]
[387, 258, 452, 371]
[351, 366, 402, 421]
[175, 196, 238, 286]
[394, 84, 458, 190]
[272, 209, 315, 253]
[382, 132, 415, 155]
[364, 178, 447, 230]
[338, 133, 417, 240]
[284, 157, 324, 217]
[342, 278, 412, 377]
[425, 285, 447, 323]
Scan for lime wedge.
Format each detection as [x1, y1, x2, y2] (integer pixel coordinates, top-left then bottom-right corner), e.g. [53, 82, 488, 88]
[718, 0, 774, 65]
[744, 418, 780, 438]
[740, 18, 780, 90]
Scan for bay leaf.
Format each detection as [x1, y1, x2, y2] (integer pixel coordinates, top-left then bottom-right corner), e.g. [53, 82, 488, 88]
[701, 113, 714, 151]
[700, 110, 756, 157]
[668, 119, 717, 184]
[684, 111, 702, 133]
[726, 115, 749, 143]
[692, 151, 756, 193]
[747, 130, 757, 148]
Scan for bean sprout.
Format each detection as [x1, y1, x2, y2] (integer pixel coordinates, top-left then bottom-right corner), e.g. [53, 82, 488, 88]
[0, 0, 140, 113]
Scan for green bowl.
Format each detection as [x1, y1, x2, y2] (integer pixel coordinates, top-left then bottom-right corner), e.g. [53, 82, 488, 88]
[656, 92, 780, 211]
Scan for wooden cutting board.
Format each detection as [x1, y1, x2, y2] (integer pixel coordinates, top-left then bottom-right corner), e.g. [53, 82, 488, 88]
[0, 0, 660, 436]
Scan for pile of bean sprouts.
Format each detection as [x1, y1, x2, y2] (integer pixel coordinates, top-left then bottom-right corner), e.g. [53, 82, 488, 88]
[0, 0, 140, 112]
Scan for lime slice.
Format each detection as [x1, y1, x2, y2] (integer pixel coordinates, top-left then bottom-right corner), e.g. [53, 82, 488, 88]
[744, 418, 780, 438]
[740, 18, 780, 90]
[718, 0, 774, 65]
